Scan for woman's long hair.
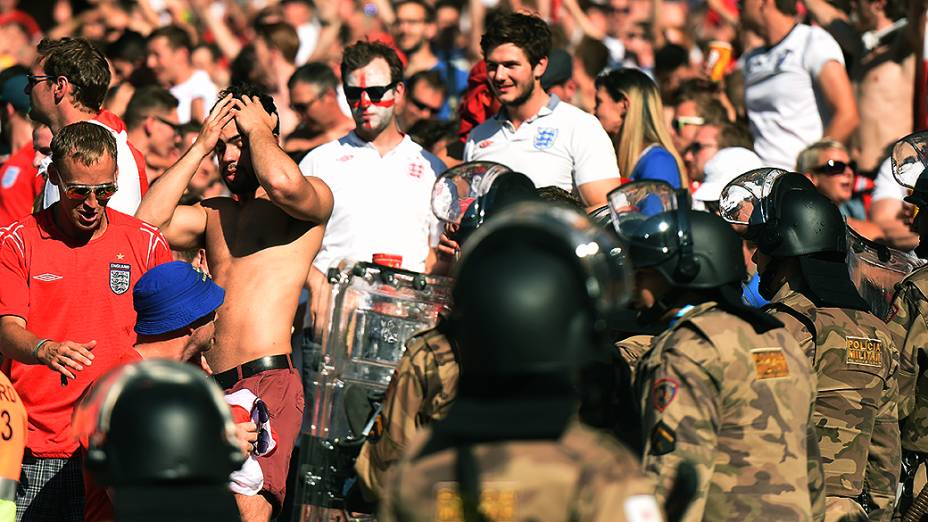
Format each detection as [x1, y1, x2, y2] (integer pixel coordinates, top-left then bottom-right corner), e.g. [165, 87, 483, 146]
[597, 68, 688, 187]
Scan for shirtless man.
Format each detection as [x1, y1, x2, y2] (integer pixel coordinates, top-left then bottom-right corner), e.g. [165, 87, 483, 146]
[135, 83, 333, 522]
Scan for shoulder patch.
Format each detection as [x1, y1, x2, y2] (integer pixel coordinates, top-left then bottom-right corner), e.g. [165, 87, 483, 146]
[751, 347, 790, 379]
[652, 378, 679, 413]
[649, 421, 676, 456]
[845, 336, 882, 368]
[435, 482, 517, 522]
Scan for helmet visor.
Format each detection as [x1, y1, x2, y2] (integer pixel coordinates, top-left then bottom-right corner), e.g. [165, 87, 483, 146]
[892, 131, 928, 190]
[607, 180, 677, 242]
[719, 167, 790, 225]
[431, 161, 513, 225]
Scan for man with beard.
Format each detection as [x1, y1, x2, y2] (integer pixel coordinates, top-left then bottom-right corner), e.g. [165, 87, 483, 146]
[0, 122, 172, 520]
[463, 13, 621, 208]
[135, 84, 333, 522]
[298, 41, 446, 336]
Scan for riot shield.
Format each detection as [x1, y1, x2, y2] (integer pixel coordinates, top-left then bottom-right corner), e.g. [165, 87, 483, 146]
[846, 228, 923, 320]
[296, 260, 452, 522]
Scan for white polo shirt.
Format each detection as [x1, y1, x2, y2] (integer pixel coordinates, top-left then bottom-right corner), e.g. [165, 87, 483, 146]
[170, 69, 219, 124]
[742, 24, 845, 170]
[299, 132, 446, 273]
[463, 95, 621, 195]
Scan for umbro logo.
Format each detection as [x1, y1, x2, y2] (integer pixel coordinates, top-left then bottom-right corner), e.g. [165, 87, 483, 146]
[33, 273, 63, 282]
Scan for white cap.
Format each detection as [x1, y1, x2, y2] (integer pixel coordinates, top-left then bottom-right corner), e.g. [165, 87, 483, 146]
[693, 147, 765, 203]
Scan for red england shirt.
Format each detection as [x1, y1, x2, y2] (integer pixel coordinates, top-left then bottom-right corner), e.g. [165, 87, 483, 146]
[0, 207, 171, 457]
[0, 144, 41, 227]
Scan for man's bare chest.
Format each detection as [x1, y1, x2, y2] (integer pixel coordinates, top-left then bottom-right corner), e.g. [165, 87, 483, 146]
[204, 199, 315, 258]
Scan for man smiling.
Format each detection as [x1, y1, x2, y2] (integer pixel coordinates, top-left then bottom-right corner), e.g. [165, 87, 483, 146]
[463, 13, 620, 208]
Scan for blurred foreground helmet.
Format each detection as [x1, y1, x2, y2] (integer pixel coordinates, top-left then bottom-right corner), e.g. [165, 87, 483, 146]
[74, 360, 243, 521]
[608, 180, 746, 289]
[720, 168, 867, 310]
[892, 130, 928, 208]
[432, 161, 537, 247]
[449, 201, 631, 380]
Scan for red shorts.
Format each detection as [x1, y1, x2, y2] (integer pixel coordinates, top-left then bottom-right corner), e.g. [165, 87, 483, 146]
[224, 368, 304, 513]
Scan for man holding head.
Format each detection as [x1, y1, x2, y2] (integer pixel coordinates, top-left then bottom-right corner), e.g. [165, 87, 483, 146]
[135, 84, 332, 522]
[28, 37, 149, 216]
[0, 121, 172, 520]
[463, 13, 621, 208]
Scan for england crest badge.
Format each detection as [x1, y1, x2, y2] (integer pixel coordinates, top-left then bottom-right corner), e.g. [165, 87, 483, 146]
[109, 263, 131, 295]
[533, 127, 558, 150]
[2, 166, 20, 189]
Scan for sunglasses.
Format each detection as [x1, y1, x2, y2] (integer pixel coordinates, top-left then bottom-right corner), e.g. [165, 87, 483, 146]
[409, 95, 442, 115]
[344, 82, 399, 102]
[61, 182, 118, 201]
[606, 6, 632, 14]
[291, 95, 322, 114]
[672, 116, 705, 133]
[154, 116, 181, 133]
[26, 74, 56, 88]
[252, 399, 271, 454]
[685, 141, 717, 154]
[811, 159, 856, 175]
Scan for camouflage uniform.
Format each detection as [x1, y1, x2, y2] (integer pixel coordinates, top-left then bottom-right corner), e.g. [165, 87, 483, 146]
[635, 301, 822, 521]
[380, 419, 662, 522]
[615, 335, 653, 381]
[355, 327, 460, 501]
[765, 281, 900, 522]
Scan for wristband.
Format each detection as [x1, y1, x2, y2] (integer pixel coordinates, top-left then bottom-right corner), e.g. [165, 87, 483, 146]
[31, 339, 50, 361]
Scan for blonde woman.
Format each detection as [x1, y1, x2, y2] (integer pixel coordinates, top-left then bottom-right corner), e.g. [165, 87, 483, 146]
[594, 68, 688, 188]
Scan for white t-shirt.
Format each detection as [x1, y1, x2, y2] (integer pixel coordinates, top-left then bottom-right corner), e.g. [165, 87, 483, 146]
[872, 156, 906, 202]
[742, 24, 844, 170]
[170, 69, 219, 124]
[463, 95, 621, 196]
[295, 21, 320, 66]
[299, 132, 446, 273]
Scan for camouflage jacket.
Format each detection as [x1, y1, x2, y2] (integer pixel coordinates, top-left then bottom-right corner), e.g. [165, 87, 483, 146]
[615, 335, 653, 382]
[635, 301, 820, 521]
[380, 419, 663, 522]
[764, 282, 900, 509]
[888, 266, 928, 454]
[355, 327, 460, 501]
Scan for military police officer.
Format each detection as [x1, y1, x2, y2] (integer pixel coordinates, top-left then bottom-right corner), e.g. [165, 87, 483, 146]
[380, 202, 662, 522]
[610, 180, 822, 521]
[720, 169, 900, 522]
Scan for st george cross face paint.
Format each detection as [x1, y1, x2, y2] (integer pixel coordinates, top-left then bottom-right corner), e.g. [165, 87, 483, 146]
[345, 58, 401, 139]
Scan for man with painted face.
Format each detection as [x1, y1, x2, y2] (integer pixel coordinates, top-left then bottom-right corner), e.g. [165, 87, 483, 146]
[720, 169, 899, 522]
[134, 83, 333, 522]
[463, 12, 621, 208]
[611, 180, 822, 521]
[883, 131, 928, 519]
[298, 41, 447, 339]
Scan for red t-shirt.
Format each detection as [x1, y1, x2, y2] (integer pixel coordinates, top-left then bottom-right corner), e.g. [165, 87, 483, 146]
[0, 144, 42, 227]
[0, 208, 171, 457]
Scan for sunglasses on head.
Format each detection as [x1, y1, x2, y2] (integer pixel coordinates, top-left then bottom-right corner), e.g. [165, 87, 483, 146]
[811, 159, 856, 175]
[344, 82, 399, 102]
[672, 116, 705, 133]
[61, 182, 118, 201]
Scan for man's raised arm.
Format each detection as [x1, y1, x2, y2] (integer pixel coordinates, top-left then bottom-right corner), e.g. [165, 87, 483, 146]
[232, 96, 334, 224]
[136, 95, 236, 248]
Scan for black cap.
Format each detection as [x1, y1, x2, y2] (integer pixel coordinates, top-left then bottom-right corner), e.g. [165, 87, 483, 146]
[541, 49, 573, 90]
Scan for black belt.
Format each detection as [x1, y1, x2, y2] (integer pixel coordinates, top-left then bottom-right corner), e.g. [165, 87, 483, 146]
[213, 354, 293, 390]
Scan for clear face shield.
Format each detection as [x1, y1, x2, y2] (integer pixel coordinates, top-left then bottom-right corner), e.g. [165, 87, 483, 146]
[431, 161, 514, 230]
[607, 180, 679, 247]
[892, 131, 928, 192]
[718, 167, 792, 229]
[847, 225, 925, 320]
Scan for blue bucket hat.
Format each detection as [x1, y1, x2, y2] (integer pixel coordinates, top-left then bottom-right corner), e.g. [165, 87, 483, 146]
[134, 261, 225, 336]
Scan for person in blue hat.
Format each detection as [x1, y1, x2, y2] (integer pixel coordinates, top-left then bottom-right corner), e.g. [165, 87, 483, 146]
[132, 260, 226, 366]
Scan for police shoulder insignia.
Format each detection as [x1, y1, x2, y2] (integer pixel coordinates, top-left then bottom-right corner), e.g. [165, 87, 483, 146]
[109, 263, 131, 295]
[649, 421, 676, 456]
[751, 347, 790, 379]
[435, 482, 517, 522]
[533, 127, 559, 150]
[845, 336, 882, 368]
[652, 378, 679, 413]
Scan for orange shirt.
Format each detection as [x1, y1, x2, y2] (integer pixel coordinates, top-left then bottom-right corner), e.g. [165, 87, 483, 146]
[0, 371, 26, 483]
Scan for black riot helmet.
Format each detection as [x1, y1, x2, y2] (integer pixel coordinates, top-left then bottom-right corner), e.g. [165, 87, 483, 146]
[432, 161, 538, 247]
[720, 168, 868, 310]
[608, 180, 747, 289]
[892, 131, 928, 258]
[74, 360, 243, 522]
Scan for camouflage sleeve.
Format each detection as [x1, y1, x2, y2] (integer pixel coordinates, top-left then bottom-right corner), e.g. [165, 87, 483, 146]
[888, 285, 923, 421]
[639, 336, 721, 521]
[615, 335, 653, 381]
[355, 338, 434, 500]
[807, 420, 826, 522]
[865, 336, 900, 522]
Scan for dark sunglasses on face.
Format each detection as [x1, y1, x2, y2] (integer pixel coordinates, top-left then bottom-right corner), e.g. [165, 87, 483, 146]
[61, 182, 118, 202]
[606, 5, 631, 14]
[685, 141, 717, 154]
[811, 159, 856, 175]
[25, 74, 56, 88]
[344, 82, 399, 102]
[154, 116, 181, 133]
[409, 95, 442, 115]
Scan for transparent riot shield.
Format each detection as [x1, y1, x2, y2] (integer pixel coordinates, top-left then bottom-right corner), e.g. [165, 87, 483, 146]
[846, 228, 924, 320]
[296, 260, 453, 522]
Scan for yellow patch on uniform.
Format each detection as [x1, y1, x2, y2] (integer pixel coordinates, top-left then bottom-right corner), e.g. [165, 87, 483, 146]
[751, 348, 790, 379]
[435, 482, 518, 522]
[845, 336, 882, 368]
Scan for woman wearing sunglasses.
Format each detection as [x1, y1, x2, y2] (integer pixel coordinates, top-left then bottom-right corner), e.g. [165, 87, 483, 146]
[797, 139, 883, 240]
[594, 68, 688, 189]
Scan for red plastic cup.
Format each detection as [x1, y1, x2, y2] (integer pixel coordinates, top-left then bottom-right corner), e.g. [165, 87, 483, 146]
[372, 253, 403, 268]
